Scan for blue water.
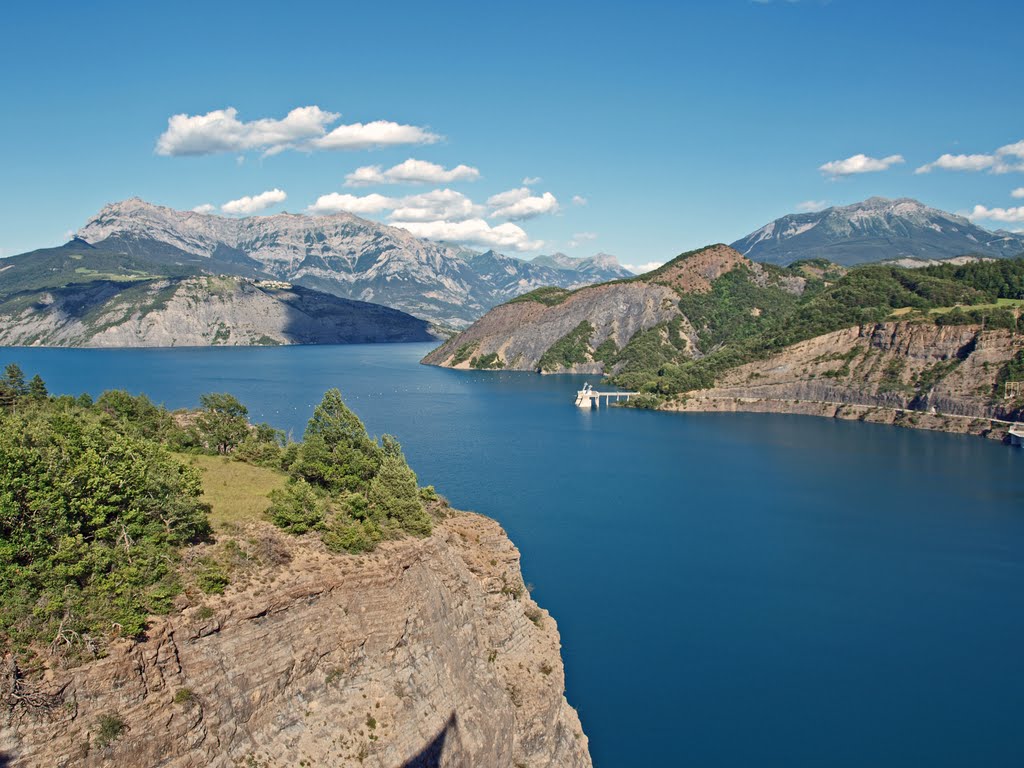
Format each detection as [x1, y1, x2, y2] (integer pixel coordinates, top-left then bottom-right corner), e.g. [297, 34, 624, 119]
[3, 343, 1024, 767]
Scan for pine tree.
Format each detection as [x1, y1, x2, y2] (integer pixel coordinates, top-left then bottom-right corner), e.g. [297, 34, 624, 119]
[295, 389, 381, 492]
[28, 374, 48, 400]
[367, 441, 432, 537]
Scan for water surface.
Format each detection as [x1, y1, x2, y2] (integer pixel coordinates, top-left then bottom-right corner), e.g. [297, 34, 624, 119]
[3, 344, 1023, 767]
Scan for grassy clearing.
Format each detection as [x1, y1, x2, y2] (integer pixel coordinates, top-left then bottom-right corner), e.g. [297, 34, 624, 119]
[174, 453, 287, 529]
[926, 298, 1024, 314]
[890, 298, 1024, 319]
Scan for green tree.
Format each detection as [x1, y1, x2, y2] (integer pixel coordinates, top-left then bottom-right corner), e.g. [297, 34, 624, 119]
[0, 363, 27, 411]
[367, 442, 432, 537]
[28, 374, 48, 400]
[0, 401, 211, 651]
[196, 393, 249, 454]
[266, 479, 326, 534]
[294, 389, 381, 492]
[3, 363, 27, 395]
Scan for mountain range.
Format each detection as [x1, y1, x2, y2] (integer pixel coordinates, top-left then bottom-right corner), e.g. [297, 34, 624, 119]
[73, 198, 633, 328]
[0, 239, 436, 347]
[731, 197, 1024, 266]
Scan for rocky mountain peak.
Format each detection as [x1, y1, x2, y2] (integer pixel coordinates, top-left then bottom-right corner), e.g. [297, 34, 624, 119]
[644, 244, 747, 294]
[731, 197, 1024, 266]
[68, 198, 629, 328]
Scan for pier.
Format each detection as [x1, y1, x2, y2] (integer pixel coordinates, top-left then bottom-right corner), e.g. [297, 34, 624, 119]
[1010, 423, 1024, 447]
[575, 382, 640, 409]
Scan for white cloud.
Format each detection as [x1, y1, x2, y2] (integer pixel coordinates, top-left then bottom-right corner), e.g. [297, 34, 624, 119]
[155, 106, 439, 157]
[156, 106, 337, 156]
[306, 192, 396, 216]
[487, 187, 531, 207]
[795, 199, 829, 212]
[305, 188, 481, 221]
[487, 187, 560, 220]
[968, 204, 1024, 224]
[220, 189, 288, 215]
[568, 232, 598, 248]
[915, 139, 1024, 175]
[998, 140, 1024, 159]
[388, 189, 482, 222]
[915, 153, 996, 174]
[311, 121, 440, 151]
[571, 195, 588, 206]
[623, 261, 664, 274]
[1012, 188, 1024, 199]
[819, 153, 904, 177]
[345, 158, 480, 186]
[522, 176, 543, 185]
[391, 218, 543, 251]
[192, 203, 216, 214]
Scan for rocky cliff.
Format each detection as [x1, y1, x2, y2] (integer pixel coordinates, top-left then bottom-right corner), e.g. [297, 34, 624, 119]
[422, 280, 684, 373]
[0, 275, 436, 347]
[422, 244, 803, 373]
[72, 198, 630, 328]
[0, 512, 591, 768]
[666, 321, 1024, 437]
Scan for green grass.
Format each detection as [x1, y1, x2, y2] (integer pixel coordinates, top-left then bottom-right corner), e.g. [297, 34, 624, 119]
[926, 298, 1024, 314]
[175, 453, 287, 529]
[507, 286, 574, 306]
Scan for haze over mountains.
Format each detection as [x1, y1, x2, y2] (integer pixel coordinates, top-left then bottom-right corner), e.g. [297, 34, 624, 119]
[732, 197, 1024, 266]
[73, 198, 633, 327]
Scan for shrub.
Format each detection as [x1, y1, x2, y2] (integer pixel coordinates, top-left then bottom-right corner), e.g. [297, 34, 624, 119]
[94, 713, 126, 748]
[173, 688, 196, 705]
[267, 480, 326, 534]
[196, 560, 230, 595]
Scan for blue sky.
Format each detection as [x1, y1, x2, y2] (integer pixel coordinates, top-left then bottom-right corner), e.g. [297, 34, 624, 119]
[2, 0, 1022, 270]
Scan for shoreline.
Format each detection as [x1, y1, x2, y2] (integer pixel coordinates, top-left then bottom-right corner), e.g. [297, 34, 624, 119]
[658, 394, 1017, 442]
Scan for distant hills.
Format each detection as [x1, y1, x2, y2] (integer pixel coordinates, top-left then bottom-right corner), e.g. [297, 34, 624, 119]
[0, 240, 435, 347]
[732, 197, 1024, 266]
[423, 244, 808, 373]
[423, 242, 1024, 435]
[70, 198, 632, 327]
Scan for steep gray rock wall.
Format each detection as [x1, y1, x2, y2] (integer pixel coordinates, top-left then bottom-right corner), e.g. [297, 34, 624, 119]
[423, 281, 682, 372]
[0, 277, 436, 347]
[0, 513, 591, 768]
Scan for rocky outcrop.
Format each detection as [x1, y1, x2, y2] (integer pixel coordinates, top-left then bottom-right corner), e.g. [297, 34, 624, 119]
[666, 321, 1024, 436]
[0, 513, 591, 767]
[0, 276, 437, 347]
[422, 281, 685, 372]
[422, 244, 802, 373]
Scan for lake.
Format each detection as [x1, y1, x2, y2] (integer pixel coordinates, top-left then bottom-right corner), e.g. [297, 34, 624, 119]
[3, 343, 1023, 767]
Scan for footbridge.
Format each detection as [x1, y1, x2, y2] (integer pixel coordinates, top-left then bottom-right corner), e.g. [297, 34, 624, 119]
[574, 382, 640, 409]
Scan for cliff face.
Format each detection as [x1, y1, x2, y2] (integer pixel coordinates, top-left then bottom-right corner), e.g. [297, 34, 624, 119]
[421, 244, 797, 373]
[422, 280, 684, 372]
[0, 276, 436, 347]
[668, 322, 1023, 435]
[70, 198, 630, 328]
[0, 512, 591, 768]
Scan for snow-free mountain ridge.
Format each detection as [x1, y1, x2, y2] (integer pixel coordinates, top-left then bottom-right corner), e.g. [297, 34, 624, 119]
[732, 197, 1024, 266]
[75, 198, 631, 327]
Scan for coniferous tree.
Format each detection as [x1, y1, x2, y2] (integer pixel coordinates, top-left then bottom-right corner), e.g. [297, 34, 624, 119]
[295, 389, 381, 492]
[28, 374, 48, 400]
